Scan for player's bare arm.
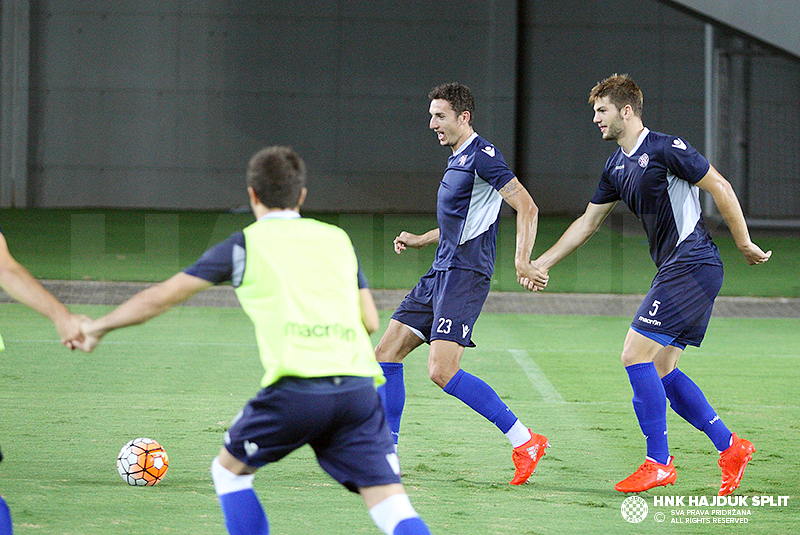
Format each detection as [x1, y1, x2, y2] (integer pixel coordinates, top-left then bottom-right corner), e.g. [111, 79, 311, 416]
[695, 166, 772, 265]
[499, 177, 547, 291]
[534, 201, 617, 277]
[75, 272, 213, 352]
[393, 228, 440, 254]
[0, 233, 86, 346]
[359, 288, 380, 334]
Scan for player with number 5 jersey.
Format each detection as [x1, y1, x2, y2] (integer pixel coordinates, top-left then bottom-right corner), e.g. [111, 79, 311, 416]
[527, 74, 771, 495]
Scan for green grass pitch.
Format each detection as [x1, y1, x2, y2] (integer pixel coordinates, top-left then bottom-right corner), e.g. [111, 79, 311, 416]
[2, 208, 798, 297]
[1, 304, 797, 534]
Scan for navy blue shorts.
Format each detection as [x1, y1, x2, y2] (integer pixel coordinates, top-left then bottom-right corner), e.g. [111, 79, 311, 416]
[224, 376, 401, 492]
[631, 262, 724, 348]
[391, 267, 491, 347]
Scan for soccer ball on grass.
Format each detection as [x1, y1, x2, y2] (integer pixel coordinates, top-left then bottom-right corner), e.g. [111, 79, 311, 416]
[117, 437, 169, 486]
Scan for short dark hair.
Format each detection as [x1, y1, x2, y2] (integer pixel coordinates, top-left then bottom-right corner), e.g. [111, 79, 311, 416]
[428, 82, 475, 125]
[246, 146, 306, 209]
[588, 73, 643, 117]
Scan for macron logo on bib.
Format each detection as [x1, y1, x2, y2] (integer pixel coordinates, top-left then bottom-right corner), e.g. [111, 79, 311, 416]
[482, 146, 496, 157]
[672, 138, 687, 150]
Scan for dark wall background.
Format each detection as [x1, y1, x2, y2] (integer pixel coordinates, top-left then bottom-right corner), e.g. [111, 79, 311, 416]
[6, 1, 799, 216]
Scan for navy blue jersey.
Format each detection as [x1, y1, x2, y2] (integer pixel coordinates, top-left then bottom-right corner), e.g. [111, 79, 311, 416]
[184, 217, 369, 289]
[184, 231, 246, 285]
[432, 133, 515, 276]
[591, 129, 722, 269]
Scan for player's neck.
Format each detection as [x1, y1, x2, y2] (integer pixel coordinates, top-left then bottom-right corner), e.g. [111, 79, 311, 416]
[450, 128, 475, 153]
[253, 205, 300, 220]
[617, 122, 645, 154]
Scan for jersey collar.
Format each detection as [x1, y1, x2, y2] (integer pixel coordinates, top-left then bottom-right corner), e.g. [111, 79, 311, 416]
[257, 210, 301, 221]
[622, 127, 650, 157]
[452, 132, 479, 157]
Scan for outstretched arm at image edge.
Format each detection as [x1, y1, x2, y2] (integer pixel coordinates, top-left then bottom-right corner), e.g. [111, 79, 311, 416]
[0, 234, 80, 343]
[77, 272, 213, 351]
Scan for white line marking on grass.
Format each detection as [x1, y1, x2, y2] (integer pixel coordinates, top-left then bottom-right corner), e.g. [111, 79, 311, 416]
[504, 349, 607, 459]
[509, 349, 565, 404]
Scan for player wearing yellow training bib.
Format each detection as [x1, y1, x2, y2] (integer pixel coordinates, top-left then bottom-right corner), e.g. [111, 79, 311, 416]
[186, 215, 382, 388]
[72, 147, 432, 535]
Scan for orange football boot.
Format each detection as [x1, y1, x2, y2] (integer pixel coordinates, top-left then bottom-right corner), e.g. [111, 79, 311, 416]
[615, 456, 677, 493]
[510, 431, 549, 485]
[718, 433, 755, 496]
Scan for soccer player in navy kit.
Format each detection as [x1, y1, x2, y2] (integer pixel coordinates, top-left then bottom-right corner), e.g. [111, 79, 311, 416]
[72, 147, 432, 535]
[526, 74, 771, 494]
[375, 82, 550, 485]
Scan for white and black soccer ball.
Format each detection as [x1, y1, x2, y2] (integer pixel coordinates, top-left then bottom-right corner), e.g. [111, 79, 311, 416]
[117, 437, 169, 486]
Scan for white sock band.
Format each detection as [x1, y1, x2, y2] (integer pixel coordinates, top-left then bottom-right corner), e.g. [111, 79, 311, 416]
[505, 420, 532, 448]
[211, 457, 255, 496]
[369, 493, 419, 535]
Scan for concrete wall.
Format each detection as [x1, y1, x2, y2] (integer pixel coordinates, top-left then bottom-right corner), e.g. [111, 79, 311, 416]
[668, 0, 800, 58]
[515, 0, 707, 214]
[5, 0, 799, 216]
[743, 55, 800, 218]
[25, 0, 518, 212]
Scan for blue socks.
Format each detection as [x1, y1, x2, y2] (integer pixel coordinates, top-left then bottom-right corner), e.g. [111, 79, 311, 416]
[444, 369, 518, 433]
[212, 458, 268, 535]
[218, 489, 269, 535]
[378, 362, 405, 444]
[0, 495, 11, 535]
[662, 368, 732, 452]
[626, 362, 670, 465]
[379, 364, 518, 441]
[394, 517, 431, 534]
[369, 493, 431, 535]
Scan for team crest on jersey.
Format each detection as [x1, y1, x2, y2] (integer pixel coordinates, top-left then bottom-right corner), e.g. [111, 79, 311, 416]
[482, 146, 496, 157]
[638, 153, 650, 168]
[459, 154, 468, 166]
